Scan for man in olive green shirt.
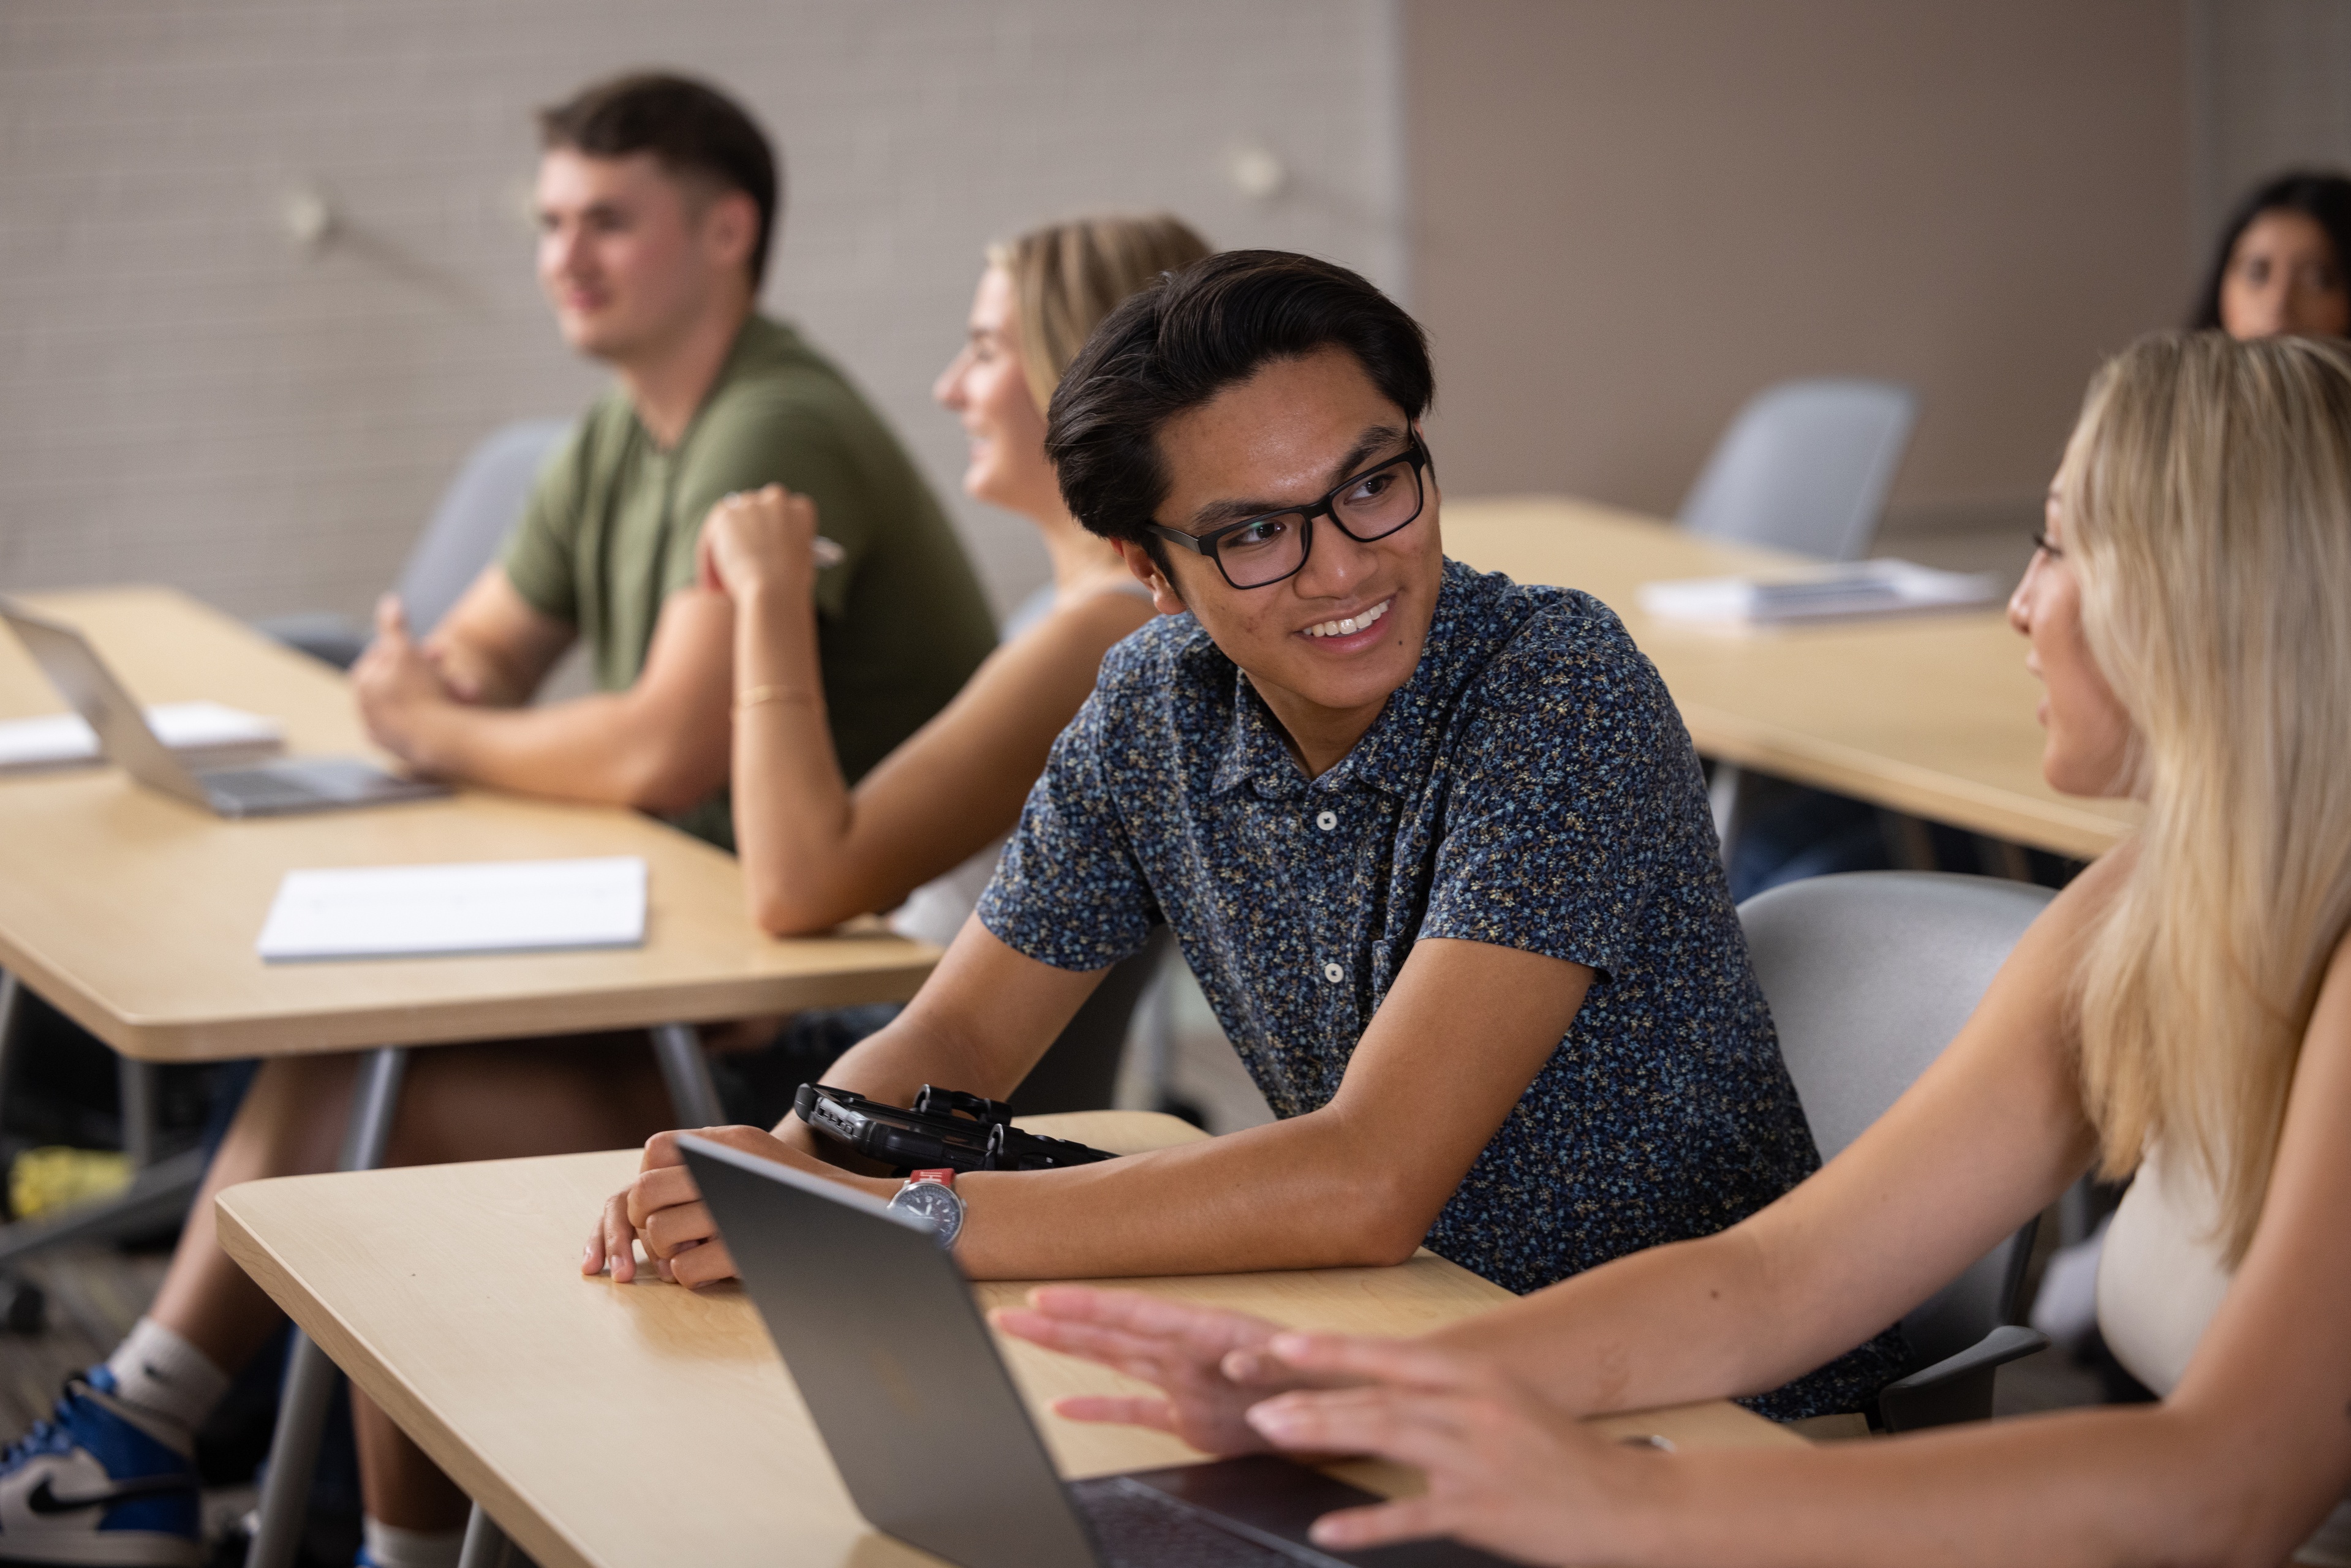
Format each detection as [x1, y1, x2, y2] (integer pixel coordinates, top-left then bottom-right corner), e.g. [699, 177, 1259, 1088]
[354, 74, 994, 850]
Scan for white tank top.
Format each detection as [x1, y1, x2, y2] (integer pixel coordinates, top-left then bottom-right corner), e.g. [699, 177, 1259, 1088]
[885, 575, 1158, 950]
[2097, 1144, 2351, 1564]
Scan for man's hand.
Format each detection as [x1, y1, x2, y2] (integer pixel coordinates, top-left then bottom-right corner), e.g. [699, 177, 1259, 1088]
[992, 1287, 1356, 1457]
[696, 484, 823, 601]
[1241, 1333, 1641, 1564]
[350, 595, 464, 766]
[582, 1125, 894, 1288]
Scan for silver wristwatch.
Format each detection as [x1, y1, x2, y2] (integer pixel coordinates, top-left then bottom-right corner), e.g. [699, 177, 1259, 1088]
[885, 1168, 964, 1249]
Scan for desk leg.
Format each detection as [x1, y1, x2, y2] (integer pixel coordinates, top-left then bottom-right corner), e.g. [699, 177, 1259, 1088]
[651, 1022, 723, 1128]
[246, 1047, 409, 1568]
[118, 1058, 157, 1169]
[458, 1502, 515, 1568]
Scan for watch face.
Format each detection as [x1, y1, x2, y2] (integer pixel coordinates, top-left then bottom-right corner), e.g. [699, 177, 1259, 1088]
[888, 1182, 963, 1246]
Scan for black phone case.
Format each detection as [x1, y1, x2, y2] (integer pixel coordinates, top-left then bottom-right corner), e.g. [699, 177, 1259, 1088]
[793, 1082, 1120, 1174]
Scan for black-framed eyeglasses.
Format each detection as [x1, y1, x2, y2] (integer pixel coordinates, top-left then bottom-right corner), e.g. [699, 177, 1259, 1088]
[1144, 434, 1432, 589]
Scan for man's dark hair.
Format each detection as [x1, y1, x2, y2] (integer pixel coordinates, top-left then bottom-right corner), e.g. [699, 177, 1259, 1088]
[539, 72, 782, 289]
[1046, 251, 1433, 551]
[2191, 168, 2351, 331]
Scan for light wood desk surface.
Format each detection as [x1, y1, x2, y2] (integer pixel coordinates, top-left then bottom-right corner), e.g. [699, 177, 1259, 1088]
[0, 587, 935, 1061]
[217, 1112, 1800, 1568]
[1444, 497, 2138, 860]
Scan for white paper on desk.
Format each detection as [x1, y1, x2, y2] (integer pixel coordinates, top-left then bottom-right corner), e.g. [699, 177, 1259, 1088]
[256, 857, 647, 962]
[1637, 559, 1999, 627]
[0, 701, 284, 774]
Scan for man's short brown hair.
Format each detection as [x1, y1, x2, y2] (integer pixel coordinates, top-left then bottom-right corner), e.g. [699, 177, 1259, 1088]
[538, 72, 782, 288]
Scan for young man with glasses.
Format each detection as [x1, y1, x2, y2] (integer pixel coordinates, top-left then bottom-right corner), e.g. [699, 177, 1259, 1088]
[591, 251, 1898, 1418]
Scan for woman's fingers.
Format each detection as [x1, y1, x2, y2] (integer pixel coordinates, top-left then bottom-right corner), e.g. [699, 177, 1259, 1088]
[1307, 1496, 1451, 1554]
[1025, 1287, 1284, 1358]
[1266, 1330, 1496, 1395]
[1049, 1395, 1182, 1433]
[1247, 1387, 1482, 1471]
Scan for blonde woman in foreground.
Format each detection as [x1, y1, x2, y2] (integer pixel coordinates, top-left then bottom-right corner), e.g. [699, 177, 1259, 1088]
[1000, 331, 2351, 1567]
[693, 213, 1206, 946]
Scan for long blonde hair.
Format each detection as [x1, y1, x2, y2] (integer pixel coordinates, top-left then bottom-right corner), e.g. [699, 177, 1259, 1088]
[986, 214, 1210, 413]
[2068, 331, 2351, 1264]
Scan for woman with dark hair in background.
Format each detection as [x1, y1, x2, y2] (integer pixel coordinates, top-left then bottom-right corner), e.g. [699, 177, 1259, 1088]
[2192, 170, 2351, 340]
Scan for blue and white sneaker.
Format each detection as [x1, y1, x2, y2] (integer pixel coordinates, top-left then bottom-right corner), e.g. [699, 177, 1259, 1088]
[0, 1369, 199, 1566]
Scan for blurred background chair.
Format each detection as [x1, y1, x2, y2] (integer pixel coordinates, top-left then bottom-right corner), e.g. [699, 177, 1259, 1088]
[255, 418, 572, 669]
[1682, 379, 1919, 888]
[1738, 869, 2053, 1430]
[1679, 377, 1917, 561]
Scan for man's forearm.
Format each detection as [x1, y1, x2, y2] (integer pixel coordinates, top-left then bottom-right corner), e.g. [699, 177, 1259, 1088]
[401, 694, 725, 812]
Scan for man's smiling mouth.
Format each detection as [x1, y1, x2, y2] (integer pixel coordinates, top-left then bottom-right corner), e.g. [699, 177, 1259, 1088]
[1302, 597, 1392, 639]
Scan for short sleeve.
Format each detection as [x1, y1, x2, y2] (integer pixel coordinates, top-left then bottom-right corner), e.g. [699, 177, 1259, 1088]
[673, 390, 874, 620]
[500, 424, 586, 624]
[976, 690, 1158, 972]
[1418, 607, 1694, 981]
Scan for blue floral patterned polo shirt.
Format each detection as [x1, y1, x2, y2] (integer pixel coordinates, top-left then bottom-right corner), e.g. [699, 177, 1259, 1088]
[978, 559, 1900, 1415]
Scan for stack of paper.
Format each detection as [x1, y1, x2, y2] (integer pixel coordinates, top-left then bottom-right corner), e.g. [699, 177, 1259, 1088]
[0, 701, 284, 775]
[1637, 560, 2001, 627]
[257, 857, 648, 962]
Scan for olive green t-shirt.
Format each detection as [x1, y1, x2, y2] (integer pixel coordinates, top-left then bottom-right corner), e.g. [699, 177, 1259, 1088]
[504, 314, 997, 850]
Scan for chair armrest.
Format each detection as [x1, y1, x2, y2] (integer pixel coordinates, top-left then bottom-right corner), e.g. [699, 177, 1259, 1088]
[1876, 1324, 2050, 1431]
[1884, 1322, 2050, 1394]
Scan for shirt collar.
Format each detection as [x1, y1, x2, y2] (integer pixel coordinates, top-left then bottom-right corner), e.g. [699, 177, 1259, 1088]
[1205, 560, 1482, 800]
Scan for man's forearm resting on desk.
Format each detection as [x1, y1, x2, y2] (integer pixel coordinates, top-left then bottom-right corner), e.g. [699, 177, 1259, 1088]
[353, 567, 734, 812]
[586, 921, 1591, 1286]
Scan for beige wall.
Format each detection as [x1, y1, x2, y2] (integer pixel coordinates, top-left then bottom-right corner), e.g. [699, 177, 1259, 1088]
[1405, 1, 2194, 530]
[0, 1, 1405, 623]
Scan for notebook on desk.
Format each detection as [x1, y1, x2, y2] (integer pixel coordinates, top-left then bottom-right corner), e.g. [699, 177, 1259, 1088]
[0, 595, 448, 816]
[256, 857, 648, 962]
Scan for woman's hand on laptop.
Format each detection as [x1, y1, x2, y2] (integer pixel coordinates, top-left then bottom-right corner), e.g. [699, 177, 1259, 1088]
[1242, 1333, 1634, 1565]
[993, 1287, 1364, 1457]
[583, 1124, 893, 1287]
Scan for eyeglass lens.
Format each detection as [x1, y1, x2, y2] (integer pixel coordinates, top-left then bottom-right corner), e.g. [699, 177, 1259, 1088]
[1215, 456, 1424, 587]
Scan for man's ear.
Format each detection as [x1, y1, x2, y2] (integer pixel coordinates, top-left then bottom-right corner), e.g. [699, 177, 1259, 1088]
[1111, 538, 1187, 616]
[699, 189, 758, 277]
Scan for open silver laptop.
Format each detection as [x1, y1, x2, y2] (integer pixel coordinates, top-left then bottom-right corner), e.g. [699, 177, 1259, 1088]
[683, 1136, 1514, 1568]
[0, 597, 449, 818]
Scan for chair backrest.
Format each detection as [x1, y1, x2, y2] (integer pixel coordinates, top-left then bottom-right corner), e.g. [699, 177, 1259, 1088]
[394, 419, 573, 637]
[1678, 378, 1918, 561]
[1738, 871, 2054, 1365]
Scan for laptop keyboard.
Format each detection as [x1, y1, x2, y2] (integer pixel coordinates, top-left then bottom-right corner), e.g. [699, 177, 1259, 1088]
[1072, 1477, 1331, 1567]
[202, 768, 326, 809]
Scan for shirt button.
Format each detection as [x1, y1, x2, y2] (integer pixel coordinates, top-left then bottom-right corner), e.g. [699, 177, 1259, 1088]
[1322, 962, 1344, 983]
[1315, 810, 1338, 831]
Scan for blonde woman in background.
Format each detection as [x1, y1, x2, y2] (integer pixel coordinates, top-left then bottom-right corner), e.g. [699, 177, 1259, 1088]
[698, 214, 1209, 950]
[1002, 331, 2351, 1566]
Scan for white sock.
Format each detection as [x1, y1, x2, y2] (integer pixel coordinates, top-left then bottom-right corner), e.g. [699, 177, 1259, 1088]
[102, 1316, 228, 1433]
[361, 1518, 466, 1568]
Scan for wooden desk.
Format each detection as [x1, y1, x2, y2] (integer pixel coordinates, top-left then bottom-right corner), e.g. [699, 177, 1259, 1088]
[0, 587, 934, 1062]
[1444, 497, 2137, 860]
[0, 586, 942, 1567]
[217, 1113, 1799, 1568]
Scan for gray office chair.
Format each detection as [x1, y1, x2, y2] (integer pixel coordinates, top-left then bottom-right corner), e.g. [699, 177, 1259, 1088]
[1738, 870, 2054, 1430]
[1684, 380, 1919, 866]
[257, 418, 572, 668]
[1679, 378, 1918, 562]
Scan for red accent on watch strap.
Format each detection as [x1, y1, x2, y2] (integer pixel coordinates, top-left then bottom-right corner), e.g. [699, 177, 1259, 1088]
[908, 1168, 956, 1188]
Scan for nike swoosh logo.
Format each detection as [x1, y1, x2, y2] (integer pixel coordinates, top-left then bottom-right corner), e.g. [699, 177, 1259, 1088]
[25, 1473, 195, 1515]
